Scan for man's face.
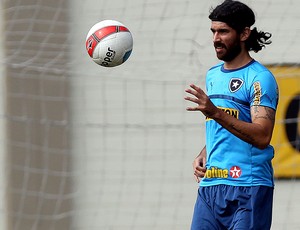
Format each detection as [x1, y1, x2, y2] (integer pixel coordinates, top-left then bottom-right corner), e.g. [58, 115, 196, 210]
[210, 21, 241, 62]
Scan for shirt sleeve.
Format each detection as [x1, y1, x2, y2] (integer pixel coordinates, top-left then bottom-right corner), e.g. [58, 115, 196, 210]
[250, 70, 279, 110]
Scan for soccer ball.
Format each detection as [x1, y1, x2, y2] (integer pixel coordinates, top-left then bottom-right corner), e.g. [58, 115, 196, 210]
[85, 20, 133, 67]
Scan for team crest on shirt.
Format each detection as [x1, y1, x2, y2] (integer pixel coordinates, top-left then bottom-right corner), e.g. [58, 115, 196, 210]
[229, 78, 244, 93]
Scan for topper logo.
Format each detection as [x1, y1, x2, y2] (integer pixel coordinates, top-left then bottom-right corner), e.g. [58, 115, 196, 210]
[101, 47, 116, 66]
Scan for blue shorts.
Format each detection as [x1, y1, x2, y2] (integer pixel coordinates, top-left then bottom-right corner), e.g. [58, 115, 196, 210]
[191, 185, 273, 230]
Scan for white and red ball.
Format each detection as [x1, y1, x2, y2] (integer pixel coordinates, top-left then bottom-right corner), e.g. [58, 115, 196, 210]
[85, 20, 133, 67]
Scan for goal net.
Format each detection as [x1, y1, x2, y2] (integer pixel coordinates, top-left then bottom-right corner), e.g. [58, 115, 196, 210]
[0, 0, 299, 229]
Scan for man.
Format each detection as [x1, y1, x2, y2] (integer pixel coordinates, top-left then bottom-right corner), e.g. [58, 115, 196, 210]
[184, 0, 279, 229]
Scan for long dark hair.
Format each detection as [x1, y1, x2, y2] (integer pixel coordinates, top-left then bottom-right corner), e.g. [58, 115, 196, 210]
[245, 27, 272, 52]
[209, 0, 272, 52]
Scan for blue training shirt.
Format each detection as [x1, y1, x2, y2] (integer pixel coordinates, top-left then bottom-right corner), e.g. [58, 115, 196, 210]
[201, 60, 279, 187]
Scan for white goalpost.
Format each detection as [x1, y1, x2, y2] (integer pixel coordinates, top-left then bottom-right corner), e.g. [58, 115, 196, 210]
[0, 0, 299, 229]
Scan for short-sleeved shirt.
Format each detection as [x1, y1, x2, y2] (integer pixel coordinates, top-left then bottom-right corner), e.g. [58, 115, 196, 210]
[201, 60, 279, 187]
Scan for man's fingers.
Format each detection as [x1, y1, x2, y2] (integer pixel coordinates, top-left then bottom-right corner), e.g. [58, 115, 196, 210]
[186, 106, 199, 111]
[195, 171, 206, 178]
[194, 174, 200, 183]
[184, 94, 201, 111]
[189, 84, 199, 91]
[185, 84, 204, 97]
[189, 84, 204, 93]
[185, 88, 197, 97]
[184, 95, 199, 104]
[194, 167, 206, 178]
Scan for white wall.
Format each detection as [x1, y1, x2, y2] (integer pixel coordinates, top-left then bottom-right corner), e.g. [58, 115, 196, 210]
[0, 3, 7, 230]
[0, 0, 299, 229]
[69, 0, 300, 229]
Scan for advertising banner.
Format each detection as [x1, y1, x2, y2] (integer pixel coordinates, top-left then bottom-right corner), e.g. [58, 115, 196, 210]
[269, 66, 300, 178]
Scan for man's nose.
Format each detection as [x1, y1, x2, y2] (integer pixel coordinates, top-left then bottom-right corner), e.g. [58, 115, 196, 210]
[213, 32, 221, 42]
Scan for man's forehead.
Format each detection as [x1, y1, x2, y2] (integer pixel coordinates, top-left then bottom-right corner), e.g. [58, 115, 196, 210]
[210, 21, 231, 29]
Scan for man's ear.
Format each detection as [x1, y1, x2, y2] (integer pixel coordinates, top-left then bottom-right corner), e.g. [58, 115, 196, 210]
[240, 27, 251, 41]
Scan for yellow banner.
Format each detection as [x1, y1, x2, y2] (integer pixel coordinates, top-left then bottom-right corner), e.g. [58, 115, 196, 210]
[268, 66, 300, 178]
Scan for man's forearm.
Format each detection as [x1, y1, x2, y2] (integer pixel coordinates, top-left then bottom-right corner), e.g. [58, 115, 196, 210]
[211, 108, 272, 149]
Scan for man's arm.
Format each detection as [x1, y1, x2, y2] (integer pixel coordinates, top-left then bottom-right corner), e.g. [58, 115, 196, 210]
[210, 105, 275, 149]
[185, 84, 276, 149]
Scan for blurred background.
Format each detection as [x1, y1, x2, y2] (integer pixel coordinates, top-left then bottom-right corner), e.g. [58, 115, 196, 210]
[0, 0, 299, 229]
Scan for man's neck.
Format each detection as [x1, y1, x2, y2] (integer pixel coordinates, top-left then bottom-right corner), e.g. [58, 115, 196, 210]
[223, 52, 253, 70]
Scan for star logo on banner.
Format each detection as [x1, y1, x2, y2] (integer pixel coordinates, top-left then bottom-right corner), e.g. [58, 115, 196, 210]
[229, 78, 244, 92]
[230, 166, 242, 178]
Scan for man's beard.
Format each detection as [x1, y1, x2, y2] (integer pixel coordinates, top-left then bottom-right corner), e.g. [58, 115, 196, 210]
[215, 41, 242, 62]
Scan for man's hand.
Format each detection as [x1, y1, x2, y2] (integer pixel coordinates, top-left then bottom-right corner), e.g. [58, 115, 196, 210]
[193, 146, 207, 183]
[184, 84, 218, 118]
